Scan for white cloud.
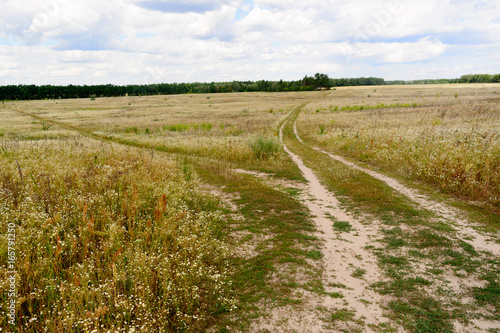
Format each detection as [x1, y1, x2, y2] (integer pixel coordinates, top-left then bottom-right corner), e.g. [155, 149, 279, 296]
[186, 5, 236, 38]
[0, 0, 499, 85]
[350, 38, 447, 64]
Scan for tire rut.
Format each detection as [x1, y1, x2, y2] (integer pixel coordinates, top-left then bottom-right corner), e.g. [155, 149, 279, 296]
[279, 107, 397, 332]
[292, 119, 500, 257]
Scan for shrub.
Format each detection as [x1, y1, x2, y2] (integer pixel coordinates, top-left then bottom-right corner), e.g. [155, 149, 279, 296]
[163, 124, 189, 132]
[201, 122, 212, 131]
[125, 126, 139, 134]
[247, 135, 281, 159]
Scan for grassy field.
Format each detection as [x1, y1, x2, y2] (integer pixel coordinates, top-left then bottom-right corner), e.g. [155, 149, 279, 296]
[298, 84, 500, 215]
[1, 84, 499, 332]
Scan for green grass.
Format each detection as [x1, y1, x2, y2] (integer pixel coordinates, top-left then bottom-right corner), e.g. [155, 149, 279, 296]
[373, 275, 432, 297]
[329, 308, 356, 322]
[333, 221, 353, 233]
[247, 135, 281, 159]
[413, 229, 453, 248]
[125, 126, 139, 133]
[472, 275, 500, 315]
[389, 297, 454, 333]
[450, 200, 500, 232]
[378, 255, 410, 267]
[161, 122, 212, 132]
[307, 250, 323, 260]
[302, 280, 344, 298]
[319, 307, 364, 331]
[351, 268, 366, 279]
[41, 121, 51, 131]
[163, 123, 190, 132]
[381, 227, 409, 249]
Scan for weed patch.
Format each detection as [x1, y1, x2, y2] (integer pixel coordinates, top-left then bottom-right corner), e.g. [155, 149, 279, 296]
[472, 275, 500, 314]
[389, 297, 453, 333]
[0, 143, 234, 331]
[351, 268, 366, 279]
[247, 135, 281, 159]
[333, 221, 353, 233]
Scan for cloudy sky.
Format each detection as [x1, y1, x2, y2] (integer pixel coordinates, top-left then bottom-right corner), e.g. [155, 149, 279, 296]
[1, 0, 500, 85]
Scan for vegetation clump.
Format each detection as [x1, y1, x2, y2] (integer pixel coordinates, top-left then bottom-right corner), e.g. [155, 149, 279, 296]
[247, 135, 281, 159]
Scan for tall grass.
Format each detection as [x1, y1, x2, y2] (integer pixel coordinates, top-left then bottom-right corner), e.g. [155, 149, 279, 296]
[156, 137, 255, 165]
[247, 135, 281, 159]
[0, 142, 234, 331]
[299, 103, 500, 212]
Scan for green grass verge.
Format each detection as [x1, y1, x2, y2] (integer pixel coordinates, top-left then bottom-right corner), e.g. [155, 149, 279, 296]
[192, 158, 322, 331]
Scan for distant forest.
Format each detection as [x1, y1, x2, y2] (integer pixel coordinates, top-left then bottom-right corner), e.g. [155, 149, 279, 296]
[1, 73, 499, 101]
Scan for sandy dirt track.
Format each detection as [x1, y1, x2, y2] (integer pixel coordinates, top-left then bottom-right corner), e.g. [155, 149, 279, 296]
[250, 115, 400, 332]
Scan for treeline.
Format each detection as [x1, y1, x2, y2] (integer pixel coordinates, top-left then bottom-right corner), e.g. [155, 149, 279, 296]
[0, 74, 384, 100]
[387, 73, 500, 85]
[458, 73, 500, 83]
[1, 73, 499, 101]
[387, 79, 460, 85]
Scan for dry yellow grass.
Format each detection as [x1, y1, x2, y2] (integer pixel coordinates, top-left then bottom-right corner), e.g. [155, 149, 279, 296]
[2, 91, 320, 169]
[0, 92, 318, 331]
[297, 83, 500, 212]
[3, 85, 499, 207]
[3, 92, 313, 133]
[2, 84, 499, 332]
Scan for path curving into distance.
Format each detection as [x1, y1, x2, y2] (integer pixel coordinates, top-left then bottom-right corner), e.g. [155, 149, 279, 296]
[292, 117, 500, 257]
[278, 106, 395, 332]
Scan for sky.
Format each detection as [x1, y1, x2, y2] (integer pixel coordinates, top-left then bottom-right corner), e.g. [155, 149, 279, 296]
[1, 0, 500, 85]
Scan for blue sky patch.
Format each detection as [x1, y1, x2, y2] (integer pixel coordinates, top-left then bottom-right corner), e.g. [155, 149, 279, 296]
[234, 0, 254, 21]
[134, 1, 215, 13]
[0, 37, 13, 46]
[136, 32, 157, 38]
[43, 39, 58, 47]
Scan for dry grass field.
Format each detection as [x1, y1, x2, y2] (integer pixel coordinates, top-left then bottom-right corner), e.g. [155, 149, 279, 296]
[1, 84, 499, 332]
[299, 84, 500, 213]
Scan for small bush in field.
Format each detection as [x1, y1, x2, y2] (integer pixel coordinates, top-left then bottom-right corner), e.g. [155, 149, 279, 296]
[125, 126, 139, 134]
[163, 124, 189, 132]
[247, 135, 281, 159]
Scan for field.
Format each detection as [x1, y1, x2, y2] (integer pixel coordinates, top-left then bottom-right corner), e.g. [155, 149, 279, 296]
[1, 84, 499, 332]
